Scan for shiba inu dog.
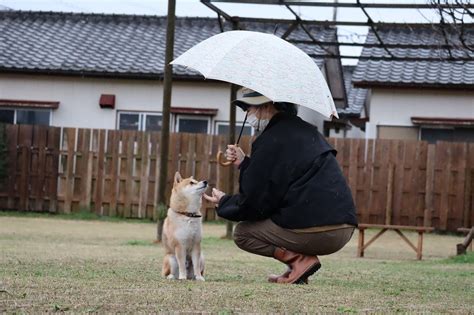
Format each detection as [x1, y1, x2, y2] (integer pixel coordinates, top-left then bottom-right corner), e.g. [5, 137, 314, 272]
[161, 172, 207, 281]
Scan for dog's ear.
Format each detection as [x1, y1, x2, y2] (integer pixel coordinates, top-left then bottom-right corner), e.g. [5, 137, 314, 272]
[174, 172, 182, 185]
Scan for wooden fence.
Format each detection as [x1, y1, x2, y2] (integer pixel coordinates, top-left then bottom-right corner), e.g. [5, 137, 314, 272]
[0, 124, 472, 232]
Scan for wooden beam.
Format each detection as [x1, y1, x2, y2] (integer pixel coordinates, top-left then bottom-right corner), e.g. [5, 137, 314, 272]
[362, 228, 387, 251]
[394, 229, 418, 253]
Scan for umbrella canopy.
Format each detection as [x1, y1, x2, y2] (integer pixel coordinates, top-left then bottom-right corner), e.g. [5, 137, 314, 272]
[171, 30, 338, 119]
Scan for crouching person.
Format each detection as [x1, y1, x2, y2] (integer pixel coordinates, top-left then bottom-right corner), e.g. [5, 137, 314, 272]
[204, 91, 357, 284]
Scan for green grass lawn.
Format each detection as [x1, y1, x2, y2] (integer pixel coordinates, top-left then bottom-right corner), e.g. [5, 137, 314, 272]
[0, 213, 473, 313]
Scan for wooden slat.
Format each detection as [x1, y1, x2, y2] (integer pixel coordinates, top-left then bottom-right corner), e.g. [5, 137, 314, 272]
[413, 142, 428, 226]
[438, 142, 451, 230]
[385, 163, 395, 225]
[362, 139, 374, 224]
[18, 125, 33, 211]
[186, 133, 196, 177]
[107, 130, 120, 217]
[449, 142, 467, 231]
[370, 139, 391, 224]
[123, 131, 135, 217]
[62, 128, 76, 213]
[77, 129, 91, 211]
[6, 125, 18, 209]
[29, 125, 40, 211]
[34, 126, 48, 211]
[348, 139, 358, 205]
[116, 131, 126, 217]
[205, 134, 221, 220]
[404, 141, 418, 226]
[94, 129, 106, 215]
[424, 144, 435, 227]
[47, 127, 60, 213]
[138, 132, 149, 218]
[149, 131, 160, 219]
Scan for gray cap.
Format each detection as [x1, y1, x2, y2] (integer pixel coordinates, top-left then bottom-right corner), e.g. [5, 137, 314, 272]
[232, 87, 272, 111]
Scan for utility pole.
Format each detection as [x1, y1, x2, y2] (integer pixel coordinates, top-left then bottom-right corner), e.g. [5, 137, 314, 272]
[156, 0, 176, 241]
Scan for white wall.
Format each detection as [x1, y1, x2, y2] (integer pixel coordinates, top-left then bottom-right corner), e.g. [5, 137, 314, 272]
[0, 73, 351, 137]
[365, 88, 474, 139]
[0, 74, 243, 130]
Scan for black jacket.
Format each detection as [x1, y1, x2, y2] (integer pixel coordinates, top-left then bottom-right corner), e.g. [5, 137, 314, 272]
[217, 112, 358, 229]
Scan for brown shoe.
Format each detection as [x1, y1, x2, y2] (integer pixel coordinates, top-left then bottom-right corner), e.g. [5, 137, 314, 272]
[273, 247, 321, 284]
[267, 266, 291, 283]
[268, 266, 309, 284]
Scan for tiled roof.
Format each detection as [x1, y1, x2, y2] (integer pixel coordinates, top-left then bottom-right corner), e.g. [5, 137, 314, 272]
[0, 11, 335, 79]
[353, 25, 474, 88]
[339, 66, 367, 117]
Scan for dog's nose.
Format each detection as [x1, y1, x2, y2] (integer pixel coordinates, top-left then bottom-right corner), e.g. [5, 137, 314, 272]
[203, 180, 208, 186]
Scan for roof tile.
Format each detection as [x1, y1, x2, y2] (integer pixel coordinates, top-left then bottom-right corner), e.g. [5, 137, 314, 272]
[353, 25, 474, 87]
[1, 11, 333, 77]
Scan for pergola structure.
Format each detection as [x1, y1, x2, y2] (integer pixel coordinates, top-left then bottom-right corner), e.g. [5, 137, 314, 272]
[201, 0, 474, 62]
[199, 0, 473, 133]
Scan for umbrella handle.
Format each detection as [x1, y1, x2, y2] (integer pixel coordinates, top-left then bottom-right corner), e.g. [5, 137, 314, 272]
[217, 151, 234, 167]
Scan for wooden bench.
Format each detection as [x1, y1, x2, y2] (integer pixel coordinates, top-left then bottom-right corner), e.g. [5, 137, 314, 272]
[456, 227, 473, 255]
[357, 224, 434, 260]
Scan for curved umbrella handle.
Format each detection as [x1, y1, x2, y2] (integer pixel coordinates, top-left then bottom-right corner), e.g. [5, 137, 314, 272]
[217, 151, 234, 167]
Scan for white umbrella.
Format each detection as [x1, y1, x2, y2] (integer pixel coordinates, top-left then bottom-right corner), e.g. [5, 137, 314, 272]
[171, 30, 338, 119]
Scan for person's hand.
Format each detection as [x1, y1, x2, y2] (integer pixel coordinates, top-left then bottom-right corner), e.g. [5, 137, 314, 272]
[203, 188, 226, 205]
[226, 145, 245, 166]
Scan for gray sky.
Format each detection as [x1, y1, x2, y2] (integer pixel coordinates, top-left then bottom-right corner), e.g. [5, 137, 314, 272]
[1, 0, 468, 65]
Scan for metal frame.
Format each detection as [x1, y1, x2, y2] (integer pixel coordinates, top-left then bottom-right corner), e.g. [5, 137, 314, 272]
[206, 1, 474, 9]
[201, 0, 474, 62]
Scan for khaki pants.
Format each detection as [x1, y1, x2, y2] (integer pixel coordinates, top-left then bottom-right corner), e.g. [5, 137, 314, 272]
[233, 219, 355, 257]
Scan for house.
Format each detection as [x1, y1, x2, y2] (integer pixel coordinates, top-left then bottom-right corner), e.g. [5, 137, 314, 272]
[352, 25, 474, 143]
[0, 10, 350, 136]
[326, 65, 368, 139]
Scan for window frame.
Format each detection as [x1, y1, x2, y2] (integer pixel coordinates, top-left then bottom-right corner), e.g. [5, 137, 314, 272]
[175, 114, 211, 134]
[116, 111, 163, 132]
[0, 107, 52, 126]
[214, 120, 255, 136]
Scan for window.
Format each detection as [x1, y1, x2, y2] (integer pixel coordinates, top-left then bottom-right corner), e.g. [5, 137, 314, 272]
[16, 109, 50, 125]
[377, 126, 418, 140]
[117, 112, 162, 131]
[145, 114, 162, 131]
[0, 109, 14, 124]
[176, 115, 210, 134]
[421, 127, 474, 143]
[118, 113, 140, 130]
[0, 108, 50, 126]
[215, 121, 253, 136]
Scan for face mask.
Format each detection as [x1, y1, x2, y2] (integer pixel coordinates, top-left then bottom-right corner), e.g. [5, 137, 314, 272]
[247, 113, 270, 132]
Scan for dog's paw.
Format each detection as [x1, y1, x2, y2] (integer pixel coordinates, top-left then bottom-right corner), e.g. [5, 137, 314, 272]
[166, 274, 176, 280]
[195, 275, 205, 281]
[178, 275, 187, 280]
